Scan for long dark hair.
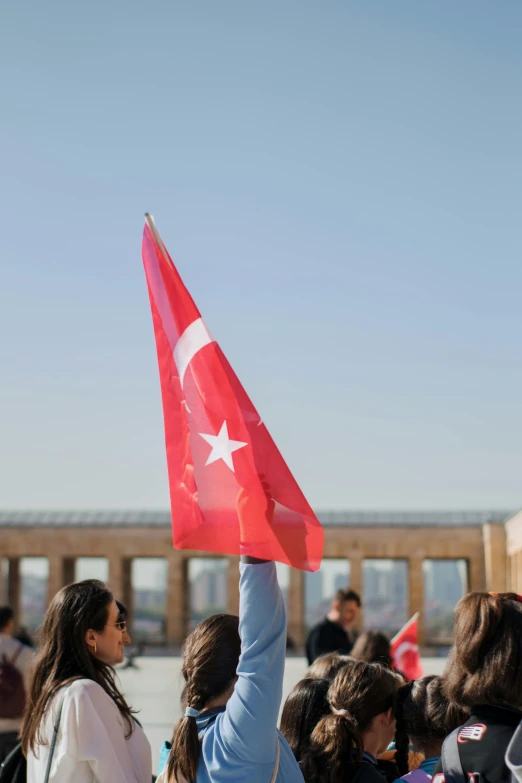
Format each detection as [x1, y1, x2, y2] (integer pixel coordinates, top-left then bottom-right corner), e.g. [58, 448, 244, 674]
[280, 678, 330, 763]
[300, 661, 400, 783]
[394, 676, 468, 775]
[444, 591, 522, 709]
[21, 579, 135, 756]
[167, 613, 241, 783]
[351, 631, 393, 668]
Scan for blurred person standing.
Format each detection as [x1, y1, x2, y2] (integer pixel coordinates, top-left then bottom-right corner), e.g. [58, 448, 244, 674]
[306, 589, 361, 665]
[0, 606, 33, 762]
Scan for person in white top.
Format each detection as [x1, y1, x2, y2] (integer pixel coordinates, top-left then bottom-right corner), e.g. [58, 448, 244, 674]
[0, 605, 34, 761]
[21, 579, 152, 782]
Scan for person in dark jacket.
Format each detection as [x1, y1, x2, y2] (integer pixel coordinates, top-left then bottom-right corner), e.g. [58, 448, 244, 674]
[305, 589, 361, 665]
[300, 660, 400, 783]
[432, 591, 522, 783]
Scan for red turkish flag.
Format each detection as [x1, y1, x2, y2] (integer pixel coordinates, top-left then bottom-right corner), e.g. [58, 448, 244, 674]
[391, 613, 423, 681]
[142, 217, 324, 571]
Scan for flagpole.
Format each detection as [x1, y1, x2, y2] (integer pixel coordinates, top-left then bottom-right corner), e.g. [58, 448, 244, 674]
[390, 612, 420, 645]
[144, 213, 174, 269]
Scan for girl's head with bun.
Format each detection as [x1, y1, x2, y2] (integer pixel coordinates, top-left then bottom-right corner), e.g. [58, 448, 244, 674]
[300, 661, 400, 783]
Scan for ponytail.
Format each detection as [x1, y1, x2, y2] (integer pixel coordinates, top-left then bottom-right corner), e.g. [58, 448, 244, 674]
[301, 712, 361, 783]
[301, 661, 400, 783]
[165, 614, 240, 782]
[394, 682, 413, 776]
[167, 712, 201, 783]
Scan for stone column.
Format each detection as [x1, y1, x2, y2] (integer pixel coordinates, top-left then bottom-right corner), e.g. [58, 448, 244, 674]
[47, 555, 64, 605]
[483, 523, 507, 593]
[508, 555, 515, 592]
[349, 555, 364, 631]
[108, 556, 124, 597]
[62, 557, 76, 586]
[7, 558, 21, 628]
[0, 557, 6, 603]
[287, 568, 305, 650]
[514, 554, 519, 593]
[515, 549, 522, 593]
[108, 556, 133, 625]
[165, 551, 186, 647]
[408, 557, 424, 646]
[121, 559, 134, 635]
[226, 556, 240, 616]
[468, 555, 484, 592]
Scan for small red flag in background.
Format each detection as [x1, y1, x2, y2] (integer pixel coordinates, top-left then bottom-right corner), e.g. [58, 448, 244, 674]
[142, 216, 324, 571]
[391, 613, 423, 681]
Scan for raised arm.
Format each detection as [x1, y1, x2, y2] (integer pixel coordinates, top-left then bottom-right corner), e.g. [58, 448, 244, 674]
[219, 559, 286, 764]
[218, 483, 286, 764]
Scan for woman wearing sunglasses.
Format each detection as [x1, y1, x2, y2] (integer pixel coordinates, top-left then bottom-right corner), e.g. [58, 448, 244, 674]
[22, 579, 151, 782]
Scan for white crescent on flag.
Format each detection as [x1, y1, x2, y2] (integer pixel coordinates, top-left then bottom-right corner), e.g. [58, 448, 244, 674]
[173, 317, 215, 389]
[393, 641, 419, 667]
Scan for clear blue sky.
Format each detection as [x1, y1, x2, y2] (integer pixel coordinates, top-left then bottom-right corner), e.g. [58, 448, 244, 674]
[1, 1, 521, 511]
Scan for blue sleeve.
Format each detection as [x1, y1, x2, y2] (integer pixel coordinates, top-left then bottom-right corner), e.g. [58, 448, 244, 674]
[218, 561, 286, 764]
[157, 742, 171, 777]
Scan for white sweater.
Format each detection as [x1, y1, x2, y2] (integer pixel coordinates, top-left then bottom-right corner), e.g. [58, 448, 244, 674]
[27, 678, 151, 782]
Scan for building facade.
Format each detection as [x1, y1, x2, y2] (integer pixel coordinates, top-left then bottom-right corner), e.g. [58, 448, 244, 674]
[0, 509, 517, 649]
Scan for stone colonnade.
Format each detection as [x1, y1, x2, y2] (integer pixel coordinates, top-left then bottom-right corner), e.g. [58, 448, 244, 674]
[0, 521, 509, 647]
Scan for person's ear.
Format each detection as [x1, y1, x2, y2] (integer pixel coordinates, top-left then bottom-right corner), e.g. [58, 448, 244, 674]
[383, 707, 394, 726]
[85, 629, 97, 648]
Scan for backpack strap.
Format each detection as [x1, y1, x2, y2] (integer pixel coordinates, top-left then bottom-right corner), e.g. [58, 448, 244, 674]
[505, 718, 522, 783]
[441, 728, 467, 783]
[43, 690, 67, 783]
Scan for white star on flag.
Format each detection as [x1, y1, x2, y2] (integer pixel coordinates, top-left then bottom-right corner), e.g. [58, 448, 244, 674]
[199, 420, 248, 472]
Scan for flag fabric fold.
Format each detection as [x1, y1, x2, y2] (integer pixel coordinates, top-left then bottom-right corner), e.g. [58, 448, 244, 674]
[142, 218, 324, 571]
[391, 613, 423, 681]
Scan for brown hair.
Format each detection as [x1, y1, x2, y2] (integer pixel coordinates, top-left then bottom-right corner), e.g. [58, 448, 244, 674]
[300, 661, 400, 783]
[394, 676, 468, 775]
[21, 580, 135, 756]
[333, 589, 361, 607]
[306, 652, 356, 681]
[444, 591, 522, 710]
[351, 631, 392, 668]
[280, 678, 330, 763]
[167, 614, 241, 783]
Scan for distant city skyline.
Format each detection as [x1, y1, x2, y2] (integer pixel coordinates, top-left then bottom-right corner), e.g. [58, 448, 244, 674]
[9, 553, 468, 641]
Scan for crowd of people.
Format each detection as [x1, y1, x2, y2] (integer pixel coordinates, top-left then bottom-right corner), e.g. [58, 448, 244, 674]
[1, 560, 522, 783]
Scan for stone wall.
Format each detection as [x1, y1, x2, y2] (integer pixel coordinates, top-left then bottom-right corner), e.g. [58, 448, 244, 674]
[1, 520, 504, 647]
